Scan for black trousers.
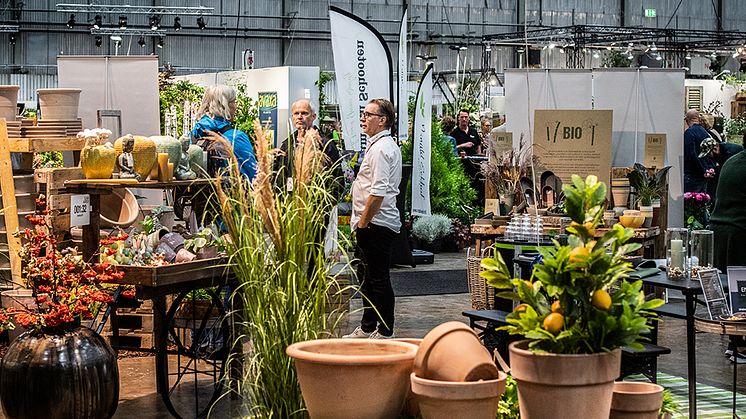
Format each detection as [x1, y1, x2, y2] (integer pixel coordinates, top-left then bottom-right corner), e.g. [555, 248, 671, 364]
[356, 223, 397, 336]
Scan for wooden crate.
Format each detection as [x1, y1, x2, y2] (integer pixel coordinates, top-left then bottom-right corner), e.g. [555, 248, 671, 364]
[104, 312, 154, 334]
[104, 330, 154, 349]
[34, 167, 84, 193]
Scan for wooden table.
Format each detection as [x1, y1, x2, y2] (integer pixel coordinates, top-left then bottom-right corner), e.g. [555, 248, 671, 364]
[62, 178, 214, 261]
[695, 317, 746, 418]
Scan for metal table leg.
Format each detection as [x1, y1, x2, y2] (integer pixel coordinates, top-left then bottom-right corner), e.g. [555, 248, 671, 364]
[685, 291, 697, 419]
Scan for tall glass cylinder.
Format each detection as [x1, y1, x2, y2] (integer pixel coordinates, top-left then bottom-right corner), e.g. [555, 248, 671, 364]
[666, 228, 689, 280]
[690, 229, 714, 271]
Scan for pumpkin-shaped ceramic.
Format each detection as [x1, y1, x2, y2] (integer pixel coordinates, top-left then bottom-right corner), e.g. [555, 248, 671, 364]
[150, 135, 181, 175]
[80, 142, 117, 179]
[113, 135, 157, 179]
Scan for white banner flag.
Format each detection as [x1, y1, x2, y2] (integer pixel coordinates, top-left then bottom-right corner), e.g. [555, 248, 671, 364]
[411, 65, 433, 216]
[329, 6, 393, 151]
[397, 9, 408, 144]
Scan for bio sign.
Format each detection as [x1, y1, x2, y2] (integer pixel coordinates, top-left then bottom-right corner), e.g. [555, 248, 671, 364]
[532, 109, 613, 187]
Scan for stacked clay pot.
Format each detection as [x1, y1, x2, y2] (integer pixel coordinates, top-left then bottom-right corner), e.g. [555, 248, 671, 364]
[410, 322, 506, 419]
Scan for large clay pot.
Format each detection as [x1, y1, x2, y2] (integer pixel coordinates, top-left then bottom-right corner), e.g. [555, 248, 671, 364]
[286, 338, 418, 419]
[0, 326, 119, 419]
[0, 85, 20, 121]
[610, 381, 664, 419]
[393, 338, 423, 417]
[509, 340, 621, 419]
[414, 321, 499, 382]
[611, 178, 630, 209]
[0, 289, 34, 342]
[100, 187, 138, 228]
[410, 371, 507, 419]
[113, 135, 158, 180]
[37, 88, 81, 120]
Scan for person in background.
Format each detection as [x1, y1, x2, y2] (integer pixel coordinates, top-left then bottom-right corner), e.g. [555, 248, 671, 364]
[701, 114, 723, 142]
[441, 115, 457, 155]
[451, 109, 481, 156]
[343, 98, 402, 339]
[701, 135, 744, 201]
[478, 116, 492, 144]
[191, 84, 257, 181]
[683, 109, 714, 193]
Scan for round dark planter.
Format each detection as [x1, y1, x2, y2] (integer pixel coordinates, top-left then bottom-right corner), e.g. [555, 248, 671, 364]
[0, 326, 119, 419]
[419, 238, 442, 254]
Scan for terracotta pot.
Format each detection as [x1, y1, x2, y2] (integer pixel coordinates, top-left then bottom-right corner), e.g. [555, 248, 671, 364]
[414, 321, 498, 382]
[146, 227, 169, 249]
[286, 338, 417, 419]
[100, 187, 139, 228]
[410, 372, 507, 419]
[610, 381, 663, 419]
[0, 289, 35, 342]
[509, 340, 621, 419]
[393, 338, 423, 417]
[37, 88, 81, 120]
[175, 248, 196, 263]
[0, 85, 20, 121]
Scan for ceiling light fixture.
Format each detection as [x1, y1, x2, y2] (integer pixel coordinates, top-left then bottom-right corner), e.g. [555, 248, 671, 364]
[173, 16, 181, 31]
[196, 16, 206, 30]
[118, 16, 127, 29]
[66, 14, 75, 29]
[156, 37, 164, 48]
[93, 14, 102, 29]
[138, 35, 146, 47]
[95, 35, 102, 47]
[149, 15, 160, 31]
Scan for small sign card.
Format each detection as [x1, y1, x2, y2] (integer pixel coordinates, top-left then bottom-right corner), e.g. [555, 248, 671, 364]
[70, 194, 90, 227]
[727, 266, 746, 313]
[490, 131, 513, 157]
[644, 133, 666, 169]
[697, 268, 730, 319]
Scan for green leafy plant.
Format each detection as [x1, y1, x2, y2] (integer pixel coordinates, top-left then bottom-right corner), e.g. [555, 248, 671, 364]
[159, 78, 205, 137]
[627, 163, 672, 206]
[315, 71, 333, 121]
[480, 175, 664, 353]
[717, 73, 746, 93]
[33, 151, 64, 169]
[659, 388, 681, 418]
[412, 214, 452, 243]
[498, 374, 520, 419]
[725, 113, 746, 138]
[602, 50, 633, 68]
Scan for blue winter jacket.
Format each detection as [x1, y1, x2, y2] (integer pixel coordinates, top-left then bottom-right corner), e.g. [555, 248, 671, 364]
[191, 115, 257, 181]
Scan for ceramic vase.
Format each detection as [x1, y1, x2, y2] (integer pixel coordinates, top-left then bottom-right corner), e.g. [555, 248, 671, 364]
[414, 321, 499, 382]
[286, 338, 417, 419]
[610, 381, 664, 419]
[410, 371, 507, 419]
[37, 88, 81, 120]
[509, 340, 621, 419]
[0, 85, 20, 121]
[639, 206, 654, 228]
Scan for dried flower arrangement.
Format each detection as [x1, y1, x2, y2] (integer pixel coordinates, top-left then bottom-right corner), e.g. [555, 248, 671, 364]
[480, 133, 534, 206]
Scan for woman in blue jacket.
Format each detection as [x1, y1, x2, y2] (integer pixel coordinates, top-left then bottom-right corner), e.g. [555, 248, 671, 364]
[191, 85, 257, 181]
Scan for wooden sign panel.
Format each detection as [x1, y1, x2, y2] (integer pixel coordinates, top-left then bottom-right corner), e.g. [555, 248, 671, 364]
[644, 133, 667, 169]
[490, 131, 513, 157]
[532, 110, 613, 186]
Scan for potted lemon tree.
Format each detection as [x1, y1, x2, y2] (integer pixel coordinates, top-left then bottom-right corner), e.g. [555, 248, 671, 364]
[480, 175, 663, 419]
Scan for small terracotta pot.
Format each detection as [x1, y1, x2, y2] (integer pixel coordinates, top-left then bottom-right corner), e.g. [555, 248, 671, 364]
[509, 340, 621, 419]
[37, 88, 81, 120]
[100, 187, 138, 228]
[410, 372, 507, 419]
[393, 338, 423, 417]
[610, 381, 663, 419]
[286, 338, 417, 419]
[0, 85, 20, 120]
[414, 321, 498, 382]
[175, 248, 196, 263]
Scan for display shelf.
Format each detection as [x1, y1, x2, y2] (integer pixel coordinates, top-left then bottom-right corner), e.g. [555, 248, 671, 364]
[8, 136, 87, 153]
[108, 257, 230, 288]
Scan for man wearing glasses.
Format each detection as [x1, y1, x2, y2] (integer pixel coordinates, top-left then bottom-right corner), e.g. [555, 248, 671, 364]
[344, 99, 402, 339]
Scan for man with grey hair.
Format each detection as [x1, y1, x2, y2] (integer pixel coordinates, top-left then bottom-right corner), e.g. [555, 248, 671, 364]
[275, 98, 343, 196]
[684, 109, 714, 192]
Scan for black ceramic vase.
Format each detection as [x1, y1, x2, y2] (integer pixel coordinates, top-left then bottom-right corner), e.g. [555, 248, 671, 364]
[0, 326, 119, 419]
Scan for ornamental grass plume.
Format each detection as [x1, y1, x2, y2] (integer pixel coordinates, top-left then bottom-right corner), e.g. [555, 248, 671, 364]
[215, 120, 349, 417]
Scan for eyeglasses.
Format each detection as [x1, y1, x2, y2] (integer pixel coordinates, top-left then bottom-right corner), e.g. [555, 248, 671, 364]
[360, 111, 384, 119]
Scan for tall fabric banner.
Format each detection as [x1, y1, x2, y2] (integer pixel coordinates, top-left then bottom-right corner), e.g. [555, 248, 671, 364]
[411, 65, 433, 216]
[329, 6, 393, 151]
[397, 9, 408, 143]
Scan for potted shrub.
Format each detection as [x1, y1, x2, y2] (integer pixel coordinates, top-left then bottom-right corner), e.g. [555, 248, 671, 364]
[412, 214, 452, 253]
[480, 175, 664, 419]
[627, 163, 671, 227]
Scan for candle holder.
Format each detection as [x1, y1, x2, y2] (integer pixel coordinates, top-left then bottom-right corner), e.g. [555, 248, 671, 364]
[666, 228, 689, 280]
[690, 229, 714, 276]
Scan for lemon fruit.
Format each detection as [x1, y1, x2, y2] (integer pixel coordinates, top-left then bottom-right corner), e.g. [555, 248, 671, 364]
[551, 300, 563, 314]
[543, 313, 564, 334]
[569, 246, 590, 263]
[592, 289, 612, 311]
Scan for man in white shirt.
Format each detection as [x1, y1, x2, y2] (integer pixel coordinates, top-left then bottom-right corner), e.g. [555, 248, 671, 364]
[343, 99, 402, 339]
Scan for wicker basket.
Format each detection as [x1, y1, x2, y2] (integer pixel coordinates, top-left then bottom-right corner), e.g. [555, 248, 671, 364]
[467, 251, 496, 310]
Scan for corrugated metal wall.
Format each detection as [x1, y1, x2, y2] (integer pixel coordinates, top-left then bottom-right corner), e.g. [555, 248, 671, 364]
[3, 0, 746, 81]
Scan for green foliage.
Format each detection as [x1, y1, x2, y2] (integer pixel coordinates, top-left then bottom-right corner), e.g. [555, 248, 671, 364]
[498, 375, 520, 419]
[315, 71, 333, 121]
[627, 163, 672, 206]
[33, 151, 63, 169]
[725, 113, 746, 137]
[660, 388, 681, 416]
[412, 213, 452, 242]
[159, 78, 204, 137]
[717, 73, 746, 93]
[602, 50, 633, 68]
[480, 175, 664, 354]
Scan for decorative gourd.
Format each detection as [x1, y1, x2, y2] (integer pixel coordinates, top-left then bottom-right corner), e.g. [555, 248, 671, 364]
[150, 136, 181, 175]
[187, 144, 206, 176]
[114, 135, 157, 179]
[78, 128, 117, 179]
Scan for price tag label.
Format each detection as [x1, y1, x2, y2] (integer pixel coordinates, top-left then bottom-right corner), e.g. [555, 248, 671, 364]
[70, 194, 90, 227]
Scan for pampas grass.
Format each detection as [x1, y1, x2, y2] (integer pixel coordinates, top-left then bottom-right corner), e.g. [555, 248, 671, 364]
[215, 121, 351, 417]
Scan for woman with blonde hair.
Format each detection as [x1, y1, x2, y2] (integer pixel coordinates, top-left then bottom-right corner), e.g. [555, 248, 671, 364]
[191, 84, 257, 180]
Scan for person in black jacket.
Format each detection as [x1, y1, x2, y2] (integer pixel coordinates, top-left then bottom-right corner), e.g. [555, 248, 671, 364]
[274, 99, 343, 198]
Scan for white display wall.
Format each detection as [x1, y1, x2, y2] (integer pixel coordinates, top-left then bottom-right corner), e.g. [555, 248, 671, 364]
[685, 79, 740, 118]
[57, 56, 160, 137]
[505, 68, 685, 226]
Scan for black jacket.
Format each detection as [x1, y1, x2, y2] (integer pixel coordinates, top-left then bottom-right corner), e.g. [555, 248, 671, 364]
[274, 127, 344, 200]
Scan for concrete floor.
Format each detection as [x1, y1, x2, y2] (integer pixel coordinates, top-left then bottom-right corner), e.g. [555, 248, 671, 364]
[3, 252, 743, 418]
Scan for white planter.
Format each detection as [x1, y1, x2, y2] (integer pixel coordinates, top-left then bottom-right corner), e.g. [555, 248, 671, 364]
[37, 88, 81, 120]
[0, 85, 20, 121]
